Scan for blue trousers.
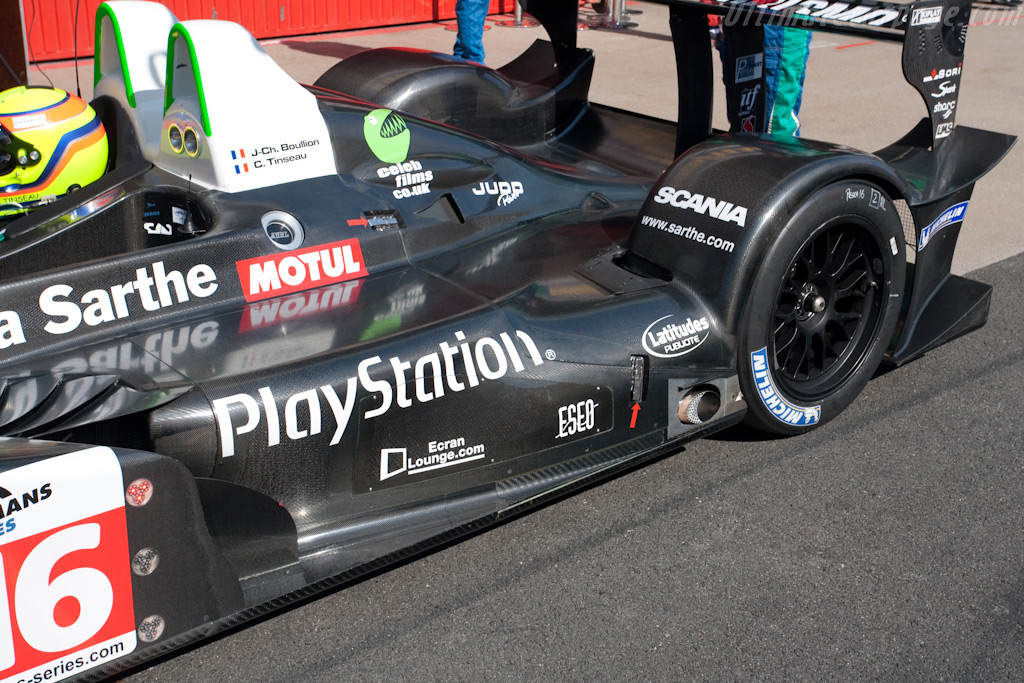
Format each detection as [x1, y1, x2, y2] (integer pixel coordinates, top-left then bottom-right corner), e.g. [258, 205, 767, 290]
[717, 25, 811, 136]
[454, 0, 488, 64]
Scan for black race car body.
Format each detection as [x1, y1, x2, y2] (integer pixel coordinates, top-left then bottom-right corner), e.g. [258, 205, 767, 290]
[0, 0, 1014, 679]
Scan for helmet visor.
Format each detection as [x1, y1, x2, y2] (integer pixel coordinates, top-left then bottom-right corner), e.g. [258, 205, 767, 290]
[0, 123, 43, 179]
[0, 122, 13, 177]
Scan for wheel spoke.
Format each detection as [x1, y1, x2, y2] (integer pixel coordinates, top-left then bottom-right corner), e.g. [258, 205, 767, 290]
[775, 321, 798, 353]
[834, 266, 868, 294]
[771, 219, 888, 399]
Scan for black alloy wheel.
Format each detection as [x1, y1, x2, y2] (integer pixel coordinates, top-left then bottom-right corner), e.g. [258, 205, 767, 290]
[737, 181, 905, 435]
[771, 223, 885, 402]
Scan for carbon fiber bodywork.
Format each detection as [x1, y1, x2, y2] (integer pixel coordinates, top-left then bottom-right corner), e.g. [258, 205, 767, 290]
[0, 0, 1013, 679]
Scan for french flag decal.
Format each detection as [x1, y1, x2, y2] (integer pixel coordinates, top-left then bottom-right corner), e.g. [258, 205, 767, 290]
[231, 150, 249, 174]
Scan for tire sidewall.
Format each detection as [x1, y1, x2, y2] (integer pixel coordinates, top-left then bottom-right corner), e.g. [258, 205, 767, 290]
[738, 180, 906, 435]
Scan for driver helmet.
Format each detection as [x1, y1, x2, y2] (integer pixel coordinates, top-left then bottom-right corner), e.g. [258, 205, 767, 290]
[1, 86, 108, 219]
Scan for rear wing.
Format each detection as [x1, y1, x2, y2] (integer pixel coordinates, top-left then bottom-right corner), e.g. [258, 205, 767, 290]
[523, 0, 971, 153]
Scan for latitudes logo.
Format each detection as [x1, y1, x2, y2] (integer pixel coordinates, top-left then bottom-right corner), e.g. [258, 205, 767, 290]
[750, 347, 820, 427]
[642, 315, 711, 358]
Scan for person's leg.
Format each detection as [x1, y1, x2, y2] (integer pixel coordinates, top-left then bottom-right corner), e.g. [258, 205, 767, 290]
[453, 0, 489, 64]
[763, 26, 811, 136]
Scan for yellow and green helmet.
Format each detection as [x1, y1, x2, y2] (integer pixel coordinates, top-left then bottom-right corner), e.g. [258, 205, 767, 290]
[0, 86, 109, 218]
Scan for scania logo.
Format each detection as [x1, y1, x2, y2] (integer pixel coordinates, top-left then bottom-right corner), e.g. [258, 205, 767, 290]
[641, 314, 711, 358]
[652, 187, 747, 227]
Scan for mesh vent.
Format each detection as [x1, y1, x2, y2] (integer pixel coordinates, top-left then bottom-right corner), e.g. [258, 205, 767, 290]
[895, 198, 917, 263]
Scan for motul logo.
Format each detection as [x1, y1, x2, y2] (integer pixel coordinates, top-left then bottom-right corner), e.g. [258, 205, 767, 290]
[236, 239, 368, 302]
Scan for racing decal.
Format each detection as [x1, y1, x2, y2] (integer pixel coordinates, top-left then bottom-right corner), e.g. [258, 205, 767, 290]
[377, 160, 433, 200]
[141, 201, 186, 238]
[652, 187, 747, 227]
[741, 116, 756, 134]
[735, 53, 763, 84]
[143, 223, 172, 236]
[228, 139, 322, 175]
[4, 261, 219, 342]
[239, 281, 362, 332]
[911, 6, 942, 26]
[235, 239, 367, 303]
[363, 108, 410, 164]
[0, 447, 135, 683]
[472, 181, 525, 206]
[378, 438, 487, 481]
[935, 122, 954, 139]
[750, 347, 820, 426]
[918, 201, 969, 251]
[933, 100, 955, 121]
[738, 84, 760, 117]
[923, 65, 961, 84]
[230, 149, 248, 174]
[357, 381, 613, 493]
[638, 215, 735, 253]
[642, 314, 712, 358]
[556, 389, 612, 440]
[930, 81, 957, 100]
[211, 329, 545, 458]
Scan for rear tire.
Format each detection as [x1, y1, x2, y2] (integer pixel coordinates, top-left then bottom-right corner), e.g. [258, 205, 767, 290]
[738, 181, 905, 434]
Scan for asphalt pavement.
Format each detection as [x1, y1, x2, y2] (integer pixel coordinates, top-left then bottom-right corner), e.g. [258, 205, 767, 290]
[27, 2, 1024, 680]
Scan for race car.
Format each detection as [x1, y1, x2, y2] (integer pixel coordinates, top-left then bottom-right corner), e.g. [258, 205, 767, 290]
[0, 0, 1014, 679]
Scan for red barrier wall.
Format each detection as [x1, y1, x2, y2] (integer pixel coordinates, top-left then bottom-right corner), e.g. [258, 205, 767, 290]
[24, 0, 512, 62]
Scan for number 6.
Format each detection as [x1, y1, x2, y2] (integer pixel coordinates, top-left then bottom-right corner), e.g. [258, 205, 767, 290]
[14, 524, 114, 653]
